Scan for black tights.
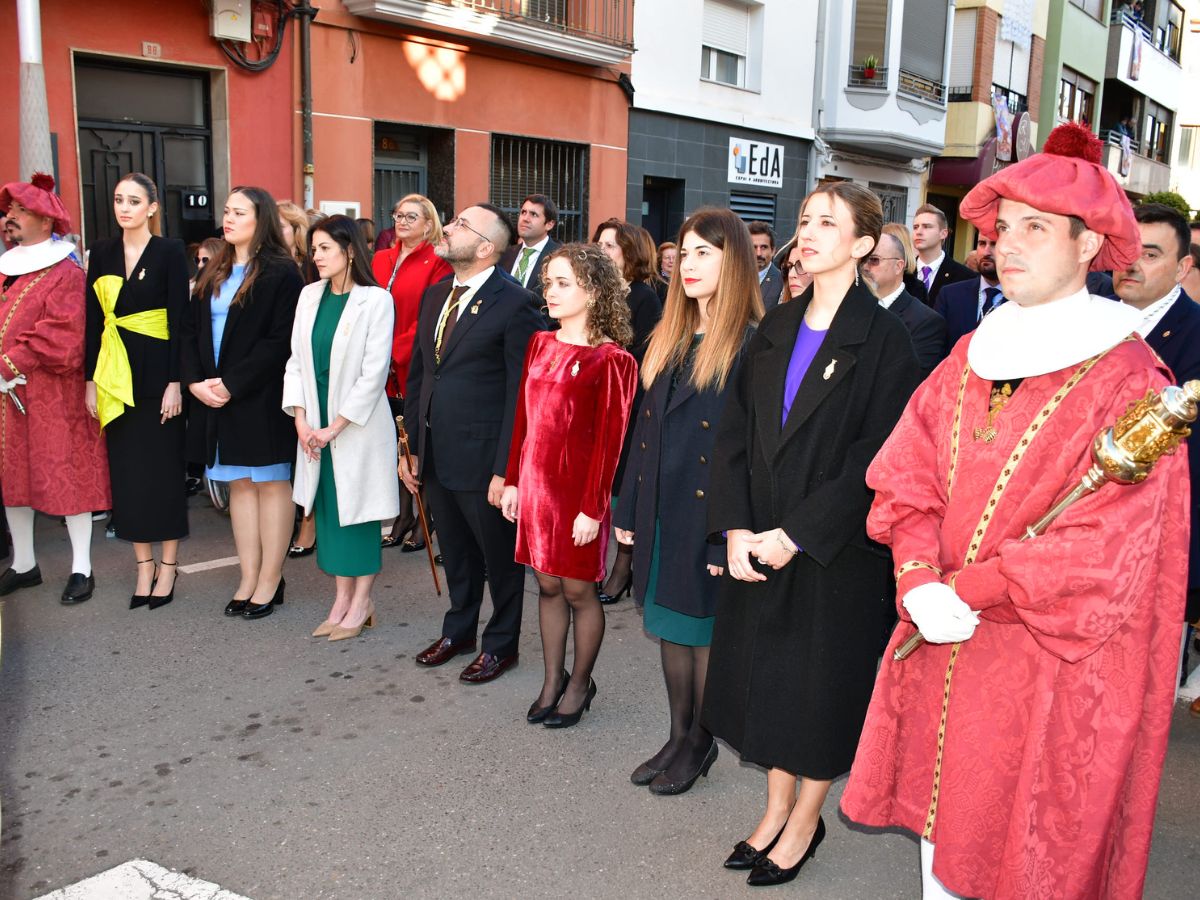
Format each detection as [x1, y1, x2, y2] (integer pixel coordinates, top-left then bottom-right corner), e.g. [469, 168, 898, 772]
[534, 572, 606, 714]
[643, 639, 713, 777]
[601, 542, 633, 596]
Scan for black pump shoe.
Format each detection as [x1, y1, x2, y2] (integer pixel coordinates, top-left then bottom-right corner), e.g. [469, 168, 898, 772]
[598, 579, 631, 605]
[724, 826, 784, 870]
[130, 558, 156, 609]
[148, 561, 177, 610]
[243, 578, 285, 619]
[648, 741, 718, 795]
[224, 597, 251, 616]
[526, 670, 570, 724]
[543, 679, 596, 728]
[746, 817, 825, 887]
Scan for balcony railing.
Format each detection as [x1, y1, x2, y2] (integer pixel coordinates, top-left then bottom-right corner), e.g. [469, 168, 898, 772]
[947, 85, 973, 103]
[991, 85, 1028, 116]
[1105, 128, 1141, 155]
[898, 69, 946, 105]
[1110, 9, 1181, 63]
[432, 0, 630, 47]
[847, 64, 889, 89]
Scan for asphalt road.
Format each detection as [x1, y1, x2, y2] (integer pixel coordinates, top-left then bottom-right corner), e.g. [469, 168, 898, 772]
[0, 497, 1197, 899]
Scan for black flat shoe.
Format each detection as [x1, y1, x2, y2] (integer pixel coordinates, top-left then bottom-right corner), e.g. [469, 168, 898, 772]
[287, 542, 316, 558]
[148, 561, 177, 610]
[224, 597, 251, 616]
[131, 558, 156, 609]
[526, 670, 570, 724]
[243, 578, 285, 619]
[648, 741, 718, 795]
[598, 579, 631, 605]
[400, 538, 426, 553]
[543, 678, 596, 729]
[61, 572, 96, 605]
[724, 827, 784, 870]
[746, 817, 825, 887]
[0, 564, 42, 596]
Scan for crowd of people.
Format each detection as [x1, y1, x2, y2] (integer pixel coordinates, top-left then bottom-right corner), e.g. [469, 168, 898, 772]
[1, 118, 1199, 897]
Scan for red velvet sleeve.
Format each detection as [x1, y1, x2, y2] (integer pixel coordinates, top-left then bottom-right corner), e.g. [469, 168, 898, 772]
[579, 347, 638, 521]
[2, 262, 86, 377]
[503, 334, 540, 487]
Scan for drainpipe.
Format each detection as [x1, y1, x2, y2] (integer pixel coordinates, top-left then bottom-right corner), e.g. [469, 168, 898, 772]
[295, 0, 318, 209]
[17, 0, 53, 179]
[809, 0, 829, 195]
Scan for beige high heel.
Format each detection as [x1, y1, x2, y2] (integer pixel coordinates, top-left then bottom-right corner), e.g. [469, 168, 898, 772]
[311, 619, 339, 638]
[328, 606, 376, 642]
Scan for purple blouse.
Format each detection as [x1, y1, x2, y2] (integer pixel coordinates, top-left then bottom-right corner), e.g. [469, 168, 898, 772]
[782, 321, 828, 427]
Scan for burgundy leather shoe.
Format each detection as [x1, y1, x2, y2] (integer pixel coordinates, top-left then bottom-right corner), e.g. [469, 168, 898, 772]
[415, 636, 477, 667]
[459, 651, 519, 683]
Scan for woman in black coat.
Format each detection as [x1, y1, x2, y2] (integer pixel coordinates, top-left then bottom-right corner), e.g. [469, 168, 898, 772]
[702, 183, 921, 887]
[180, 186, 303, 620]
[84, 173, 189, 609]
[614, 207, 760, 795]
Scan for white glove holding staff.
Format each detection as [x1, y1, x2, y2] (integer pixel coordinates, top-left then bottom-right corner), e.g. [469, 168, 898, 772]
[902, 582, 980, 644]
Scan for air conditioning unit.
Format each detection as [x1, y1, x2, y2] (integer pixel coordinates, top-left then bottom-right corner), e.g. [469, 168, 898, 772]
[212, 0, 253, 42]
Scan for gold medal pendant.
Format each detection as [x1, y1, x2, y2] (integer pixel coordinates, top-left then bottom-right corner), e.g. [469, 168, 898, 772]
[974, 382, 1013, 443]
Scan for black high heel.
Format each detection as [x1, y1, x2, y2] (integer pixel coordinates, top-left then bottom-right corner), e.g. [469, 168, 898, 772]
[648, 740, 718, 795]
[598, 579, 632, 605]
[148, 561, 177, 610]
[287, 541, 316, 558]
[243, 577, 285, 620]
[224, 597, 251, 616]
[543, 678, 596, 728]
[746, 816, 825, 887]
[526, 670, 570, 724]
[130, 558, 156, 609]
[724, 825, 785, 870]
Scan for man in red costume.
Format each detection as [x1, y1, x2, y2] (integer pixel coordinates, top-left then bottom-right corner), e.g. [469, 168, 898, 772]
[841, 123, 1189, 899]
[0, 174, 110, 604]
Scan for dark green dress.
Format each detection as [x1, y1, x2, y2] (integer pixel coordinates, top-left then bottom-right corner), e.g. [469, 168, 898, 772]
[313, 285, 382, 577]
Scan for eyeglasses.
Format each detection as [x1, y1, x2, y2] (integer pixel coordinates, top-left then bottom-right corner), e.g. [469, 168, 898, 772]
[195, 256, 211, 265]
[784, 260, 807, 276]
[864, 256, 904, 267]
[393, 212, 421, 223]
[450, 216, 492, 244]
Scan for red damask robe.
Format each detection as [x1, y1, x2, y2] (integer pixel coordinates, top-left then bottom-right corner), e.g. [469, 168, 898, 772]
[841, 336, 1188, 899]
[0, 258, 110, 514]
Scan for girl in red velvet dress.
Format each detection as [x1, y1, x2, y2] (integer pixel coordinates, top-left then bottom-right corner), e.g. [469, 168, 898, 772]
[501, 244, 637, 728]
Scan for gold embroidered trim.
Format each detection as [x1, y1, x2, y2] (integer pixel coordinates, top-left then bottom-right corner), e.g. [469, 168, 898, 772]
[0, 269, 53, 455]
[921, 346, 1111, 840]
[895, 560, 943, 581]
[946, 363, 971, 499]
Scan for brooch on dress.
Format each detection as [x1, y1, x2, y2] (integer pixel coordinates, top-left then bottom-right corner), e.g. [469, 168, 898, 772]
[470, 302, 481, 315]
[822, 359, 837, 380]
[138, 269, 146, 281]
[570, 361, 580, 377]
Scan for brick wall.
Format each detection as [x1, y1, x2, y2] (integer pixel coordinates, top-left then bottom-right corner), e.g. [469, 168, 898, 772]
[1028, 35, 1045, 121]
[972, 7, 1000, 105]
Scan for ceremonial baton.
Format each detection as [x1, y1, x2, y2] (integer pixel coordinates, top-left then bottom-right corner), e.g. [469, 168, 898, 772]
[396, 415, 441, 596]
[5, 389, 26, 415]
[894, 379, 1200, 661]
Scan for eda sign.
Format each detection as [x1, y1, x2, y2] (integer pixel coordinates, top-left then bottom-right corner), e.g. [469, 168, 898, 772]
[728, 137, 784, 188]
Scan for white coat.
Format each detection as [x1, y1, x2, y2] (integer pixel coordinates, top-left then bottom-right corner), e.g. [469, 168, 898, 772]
[282, 280, 400, 524]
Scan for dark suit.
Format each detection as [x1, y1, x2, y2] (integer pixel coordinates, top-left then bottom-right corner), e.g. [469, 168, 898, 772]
[1143, 291, 1200, 621]
[934, 276, 1005, 350]
[887, 289, 948, 377]
[902, 272, 929, 305]
[1086, 271, 1118, 300]
[916, 255, 974, 306]
[405, 267, 544, 656]
[760, 263, 784, 311]
[500, 237, 561, 306]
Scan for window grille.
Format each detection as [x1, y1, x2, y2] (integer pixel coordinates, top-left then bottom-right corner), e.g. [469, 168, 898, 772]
[490, 134, 590, 243]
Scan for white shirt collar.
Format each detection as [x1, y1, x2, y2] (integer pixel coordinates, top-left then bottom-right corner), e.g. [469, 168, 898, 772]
[757, 265, 769, 284]
[967, 287, 1140, 379]
[1124, 286, 1181, 338]
[523, 235, 550, 255]
[0, 237, 76, 277]
[919, 250, 945, 279]
[452, 265, 495, 294]
[877, 284, 906, 309]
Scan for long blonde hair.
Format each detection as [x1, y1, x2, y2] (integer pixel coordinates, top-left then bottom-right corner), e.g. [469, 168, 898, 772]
[641, 208, 762, 391]
[882, 222, 917, 274]
[277, 200, 309, 266]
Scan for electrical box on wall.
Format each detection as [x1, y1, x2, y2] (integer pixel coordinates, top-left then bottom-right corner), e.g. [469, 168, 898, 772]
[212, 0, 252, 42]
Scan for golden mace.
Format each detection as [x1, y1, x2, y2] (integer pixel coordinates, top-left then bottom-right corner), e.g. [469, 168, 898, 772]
[895, 379, 1200, 661]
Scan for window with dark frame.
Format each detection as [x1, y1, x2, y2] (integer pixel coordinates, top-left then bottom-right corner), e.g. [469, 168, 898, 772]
[1143, 100, 1173, 163]
[1057, 68, 1096, 127]
[1069, 0, 1103, 20]
[489, 134, 590, 243]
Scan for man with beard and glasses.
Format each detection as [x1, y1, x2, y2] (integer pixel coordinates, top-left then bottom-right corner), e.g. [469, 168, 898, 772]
[934, 234, 1004, 349]
[402, 203, 544, 684]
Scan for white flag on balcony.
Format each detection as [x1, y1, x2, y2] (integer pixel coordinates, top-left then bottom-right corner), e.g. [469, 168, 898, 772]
[1129, 28, 1143, 80]
[1000, 0, 1034, 51]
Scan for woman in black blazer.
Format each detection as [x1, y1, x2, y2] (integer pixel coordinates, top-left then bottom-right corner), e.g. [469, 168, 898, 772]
[614, 207, 760, 795]
[702, 183, 921, 886]
[180, 186, 303, 620]
[84, 173, 189, 609]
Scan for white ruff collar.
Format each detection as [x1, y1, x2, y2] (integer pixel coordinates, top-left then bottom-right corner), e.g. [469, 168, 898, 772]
[0, 239, 76, 277]
[967, 288, 1140, 380]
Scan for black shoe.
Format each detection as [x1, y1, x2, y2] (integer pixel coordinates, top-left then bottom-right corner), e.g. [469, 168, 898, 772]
[243, 578, 285, 619]
[148, 561, 177, 610]
[724, 827, 785, 870]
[434, 553, 444, 566]
[130, 558, 156, 609]
[543, 679, 597, 729]
[224, 597, 251, 616]
[630, 757, 671, 787]
[61, 572, 96, 605]
[0, 564, 42, 596]
[648, 741, 718, 795]
[287, 542, 316, 558]
[400, 538, 426, 553]
[526, 670, 570, 724]
[746, 817, 825, 887]
[598, 579, 632, 605]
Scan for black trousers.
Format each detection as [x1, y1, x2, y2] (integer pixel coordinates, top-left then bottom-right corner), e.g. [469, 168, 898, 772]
[423, 440, 525, 657]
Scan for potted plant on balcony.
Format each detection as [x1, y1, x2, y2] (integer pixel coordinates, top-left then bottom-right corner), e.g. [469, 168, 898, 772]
[863, 55, 878, 80]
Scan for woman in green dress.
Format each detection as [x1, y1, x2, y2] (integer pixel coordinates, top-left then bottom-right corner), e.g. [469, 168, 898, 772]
[283, 216, 399, 641]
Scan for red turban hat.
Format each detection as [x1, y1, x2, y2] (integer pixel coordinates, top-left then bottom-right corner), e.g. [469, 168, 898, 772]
[0, 173, 73, 236]
[958, 123, 1139, 272]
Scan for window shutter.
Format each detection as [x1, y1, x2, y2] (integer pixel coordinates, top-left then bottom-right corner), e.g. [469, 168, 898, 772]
[994, 29, 1030, 96]
[703, 0, 749, 56]
[900, 0, 949, 82]
[948, 8, 977, 89]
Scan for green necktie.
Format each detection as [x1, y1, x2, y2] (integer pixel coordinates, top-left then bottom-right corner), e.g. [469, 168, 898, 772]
[515, 246, 536, 285]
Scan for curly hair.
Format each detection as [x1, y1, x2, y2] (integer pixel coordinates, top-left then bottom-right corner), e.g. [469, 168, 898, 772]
[541, 243, 634, 348]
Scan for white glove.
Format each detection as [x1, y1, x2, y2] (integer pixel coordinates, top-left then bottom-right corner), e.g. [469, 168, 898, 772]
[902, 582, 980, 644]
[0, 374, 26, 393]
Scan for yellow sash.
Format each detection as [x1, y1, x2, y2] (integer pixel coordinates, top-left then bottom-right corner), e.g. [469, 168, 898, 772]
[92, 274, 169, 428]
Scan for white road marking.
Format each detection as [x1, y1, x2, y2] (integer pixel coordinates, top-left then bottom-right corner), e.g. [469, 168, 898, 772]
[178, 556, 241, 574]
[36, 858, 251, 899]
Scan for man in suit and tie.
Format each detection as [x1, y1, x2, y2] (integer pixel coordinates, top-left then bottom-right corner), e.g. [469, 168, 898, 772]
[934, 233, 1005, 348]
[499, 194, 561, 312]
[402, 203, 544, 683]
[911, 203, 974, 306]
[748, 221, 784, 310]
[1113, 202, 1200, 714]
[861, 231, 948, 377]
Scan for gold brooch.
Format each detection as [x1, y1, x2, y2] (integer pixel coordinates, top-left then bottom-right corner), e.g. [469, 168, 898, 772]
[138, 269, 145, 281]
[570, 361, 580, 377]
[822, 359, 837, 380]
[470, 302, 481, 315]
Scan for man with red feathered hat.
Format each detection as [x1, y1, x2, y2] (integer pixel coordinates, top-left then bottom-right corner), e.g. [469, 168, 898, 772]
[0, 173, 109, 604]
[840, 123, 1189, 898]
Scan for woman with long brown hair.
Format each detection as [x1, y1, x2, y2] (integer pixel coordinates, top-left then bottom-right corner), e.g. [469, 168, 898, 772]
[181, 186, 304, 620]
[615, 207, 760, 792]
[501, 244, 637, 727]
[703, 183, 920, 886]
